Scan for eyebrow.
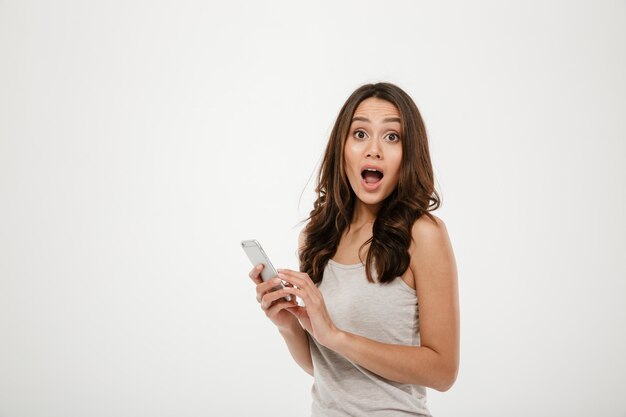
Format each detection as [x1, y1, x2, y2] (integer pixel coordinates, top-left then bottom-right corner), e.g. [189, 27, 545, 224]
[351, 116, 401, 124]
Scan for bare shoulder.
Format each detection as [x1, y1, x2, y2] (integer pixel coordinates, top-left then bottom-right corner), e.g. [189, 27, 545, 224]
[409, 214, 457, 281]
[409, 213, 460, 390]
[410, 213, 449, 244]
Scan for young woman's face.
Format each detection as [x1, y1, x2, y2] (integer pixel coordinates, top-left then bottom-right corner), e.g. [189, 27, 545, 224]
[344, 97, 403, 209]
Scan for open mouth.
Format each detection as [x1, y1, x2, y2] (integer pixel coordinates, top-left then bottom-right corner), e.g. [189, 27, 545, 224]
[361, 168, 384, 184]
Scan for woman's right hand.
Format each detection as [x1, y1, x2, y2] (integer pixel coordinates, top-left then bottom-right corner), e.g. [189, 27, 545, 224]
[249, 264, 300, 331]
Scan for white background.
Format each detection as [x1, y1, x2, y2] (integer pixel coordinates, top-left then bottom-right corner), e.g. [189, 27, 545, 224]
[1, 1, 625, 416]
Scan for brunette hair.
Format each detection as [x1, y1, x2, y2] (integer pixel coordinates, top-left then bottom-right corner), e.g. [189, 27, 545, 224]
[299, 82, 440, 284]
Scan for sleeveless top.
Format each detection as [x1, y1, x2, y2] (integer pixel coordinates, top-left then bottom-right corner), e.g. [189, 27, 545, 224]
[307, 259, 432, 417]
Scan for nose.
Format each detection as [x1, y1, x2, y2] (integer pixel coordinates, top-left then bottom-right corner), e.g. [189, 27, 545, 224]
[366, 138, 382, 159]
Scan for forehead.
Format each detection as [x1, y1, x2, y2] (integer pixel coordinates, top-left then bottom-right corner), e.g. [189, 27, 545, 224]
[352, 97, 400, 120]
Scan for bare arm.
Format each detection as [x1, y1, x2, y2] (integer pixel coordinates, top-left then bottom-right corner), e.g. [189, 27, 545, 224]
[280, 228, 314, 375]
[278, 216, 459, 391]
[278, 321, 313, 376]
[249, 229, 313, 376]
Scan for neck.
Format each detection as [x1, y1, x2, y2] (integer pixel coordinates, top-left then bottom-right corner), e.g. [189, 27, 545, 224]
[350, 200, 380, 228]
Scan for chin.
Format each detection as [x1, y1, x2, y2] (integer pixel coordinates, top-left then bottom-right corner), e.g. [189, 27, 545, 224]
[355, 193, 385, 206]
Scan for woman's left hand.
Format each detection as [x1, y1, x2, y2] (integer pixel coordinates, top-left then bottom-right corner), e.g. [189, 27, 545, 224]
[277, 268, 341, 348]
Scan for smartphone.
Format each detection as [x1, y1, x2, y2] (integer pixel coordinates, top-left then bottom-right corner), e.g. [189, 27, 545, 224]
[241, 239, 292, 302]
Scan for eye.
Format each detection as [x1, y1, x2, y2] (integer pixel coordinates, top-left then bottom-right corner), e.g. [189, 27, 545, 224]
[353, 129, 367, 140]
[386, 133, 400, 142]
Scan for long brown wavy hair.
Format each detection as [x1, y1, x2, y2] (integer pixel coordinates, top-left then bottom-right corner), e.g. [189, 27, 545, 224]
[298, 82, 440, 285]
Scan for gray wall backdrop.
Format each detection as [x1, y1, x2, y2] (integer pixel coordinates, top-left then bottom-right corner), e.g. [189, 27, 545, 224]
[1, 1, 625, 416]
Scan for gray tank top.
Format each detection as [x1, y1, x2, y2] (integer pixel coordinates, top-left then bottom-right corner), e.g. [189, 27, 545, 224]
[307, 259, 432, 417]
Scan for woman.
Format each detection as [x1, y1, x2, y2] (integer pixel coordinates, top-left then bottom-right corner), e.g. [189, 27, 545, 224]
[248, 82, 459, 416]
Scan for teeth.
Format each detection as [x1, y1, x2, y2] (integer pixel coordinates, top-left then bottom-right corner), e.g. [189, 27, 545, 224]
[361, 168, 383, 179]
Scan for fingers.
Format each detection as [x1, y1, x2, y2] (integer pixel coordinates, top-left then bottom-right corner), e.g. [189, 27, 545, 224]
[280, 282, 316, 311]
[265, 297, 297, 318]
[279, 286, 305, 305]
[248, 264, 264, 284]
[260, 285, 294, 310]
[276, 268, 312, 289]
[256, 277, 284, 302]
[250, 266, 306, 310]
